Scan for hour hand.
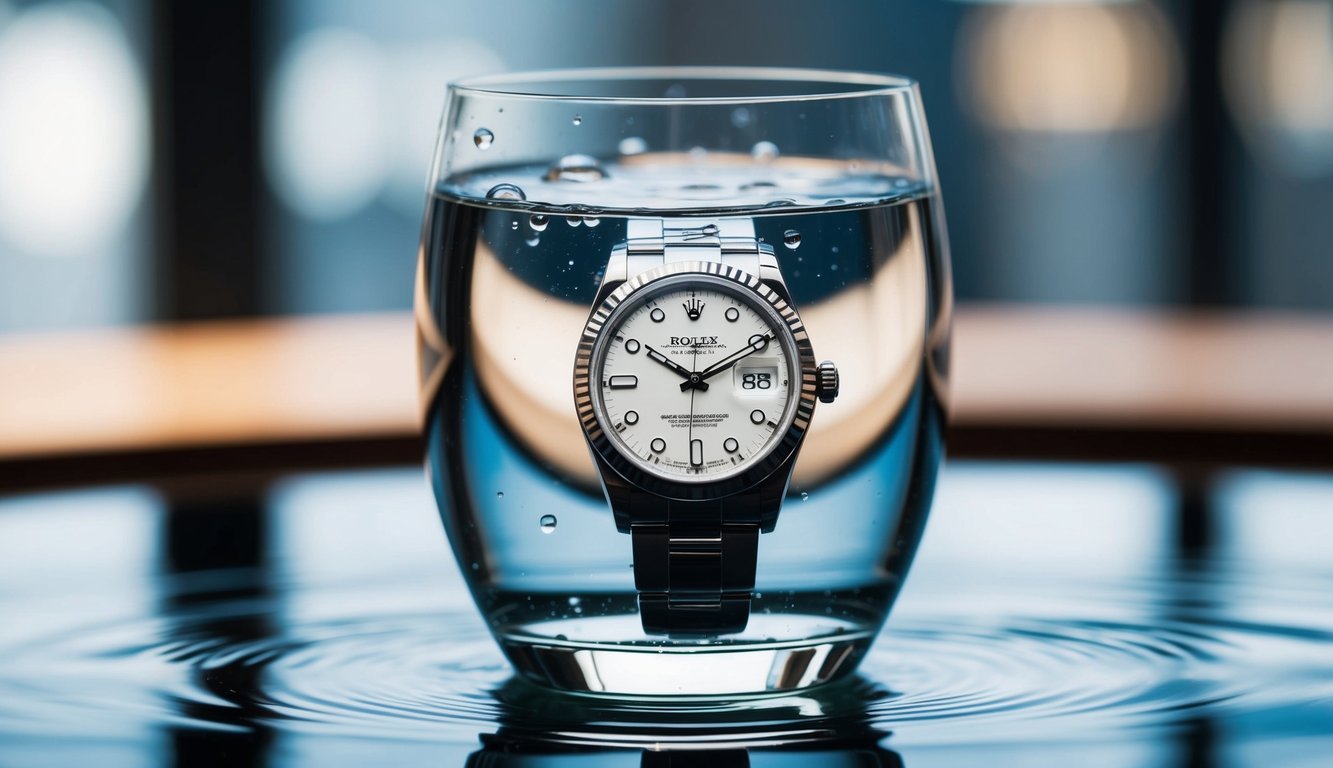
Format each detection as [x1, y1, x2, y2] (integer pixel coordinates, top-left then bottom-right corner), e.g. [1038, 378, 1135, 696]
[645, 346, 708, 391]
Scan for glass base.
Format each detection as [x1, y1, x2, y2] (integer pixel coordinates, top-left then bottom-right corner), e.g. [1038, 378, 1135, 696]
[497, 613, 875, 696]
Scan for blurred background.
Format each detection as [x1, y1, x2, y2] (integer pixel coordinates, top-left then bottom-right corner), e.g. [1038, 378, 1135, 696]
[0, 0, 1329, 331]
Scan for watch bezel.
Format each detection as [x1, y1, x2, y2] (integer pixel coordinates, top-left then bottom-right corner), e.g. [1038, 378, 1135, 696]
[574, 260, 818, 501]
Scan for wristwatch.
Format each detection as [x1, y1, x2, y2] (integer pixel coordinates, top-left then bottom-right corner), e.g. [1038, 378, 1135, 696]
[573, 218, 840, 637]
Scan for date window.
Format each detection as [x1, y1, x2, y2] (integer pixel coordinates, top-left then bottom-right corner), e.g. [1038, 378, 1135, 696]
[734, 364, 779, 396]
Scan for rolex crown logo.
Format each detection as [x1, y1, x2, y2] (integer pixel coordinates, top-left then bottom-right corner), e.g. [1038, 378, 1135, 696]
[683, 297, 705, 321]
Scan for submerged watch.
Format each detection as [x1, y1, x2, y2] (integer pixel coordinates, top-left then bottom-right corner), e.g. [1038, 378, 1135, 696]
[573, 218, 839, 637]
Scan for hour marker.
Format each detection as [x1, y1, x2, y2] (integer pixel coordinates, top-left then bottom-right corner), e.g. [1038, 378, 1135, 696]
[625, 410, 639, 425]
[725, 307, 740, 322]
[690, 439, 703, 466]
[750, 409, 765, 424]
[608, 375, 638, 389]
[766, 420, 778, 429]
[625, 338, 641, 353]
[723, 437, 739, 453]
[650, 308, 666, 323]
[651, 438, 666, 453]
[614, 422, 626, 433]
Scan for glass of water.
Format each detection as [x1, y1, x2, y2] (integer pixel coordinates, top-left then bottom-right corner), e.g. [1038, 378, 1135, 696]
[417, 68, 951, 696]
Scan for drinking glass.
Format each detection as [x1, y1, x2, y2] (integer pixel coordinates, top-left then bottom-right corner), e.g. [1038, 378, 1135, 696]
[416, 67, 951, 696]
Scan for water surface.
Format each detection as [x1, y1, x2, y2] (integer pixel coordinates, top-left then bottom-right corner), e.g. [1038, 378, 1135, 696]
[0, 465, 1329, 766]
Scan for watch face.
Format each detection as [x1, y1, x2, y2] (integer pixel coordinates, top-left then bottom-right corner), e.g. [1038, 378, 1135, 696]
[589, 273, 799, 483]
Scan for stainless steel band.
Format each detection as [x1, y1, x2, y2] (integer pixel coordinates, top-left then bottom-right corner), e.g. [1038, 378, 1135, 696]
[630, 498, 759, 637]
[621, 218, 766, 637]
[624, 218, 765, 278]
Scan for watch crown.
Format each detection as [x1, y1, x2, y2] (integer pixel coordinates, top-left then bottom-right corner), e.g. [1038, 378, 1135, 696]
[816, 360, 840, 404]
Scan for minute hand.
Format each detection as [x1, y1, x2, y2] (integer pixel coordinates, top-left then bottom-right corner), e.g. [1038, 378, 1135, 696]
[693, 333, 775, 384]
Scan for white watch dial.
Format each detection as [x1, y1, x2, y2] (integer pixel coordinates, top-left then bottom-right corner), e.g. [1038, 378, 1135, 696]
[592, 276, 797, 482]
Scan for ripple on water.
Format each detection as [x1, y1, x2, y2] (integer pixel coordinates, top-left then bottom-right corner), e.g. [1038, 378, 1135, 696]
[0, 567, 1331, 749]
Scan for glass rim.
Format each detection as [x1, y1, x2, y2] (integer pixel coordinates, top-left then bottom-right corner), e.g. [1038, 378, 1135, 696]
[449, 66, 918, 105]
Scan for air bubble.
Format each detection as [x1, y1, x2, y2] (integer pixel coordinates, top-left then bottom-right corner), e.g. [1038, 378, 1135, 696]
[544, 154, 607, 183]
[572, 114, 582, 126]
[664, 83, 687, 98]
[618, 136, 648, 155]
[730, 107, 752, 128]
[751, 141, 779, 162]
[485, 183, 526, 202]
[528, 214, 549, 232]
[583, 216, 600, 228]
[524, 236, 540, 247]
[783, 230, 802, 250]
[510, 221, 519, 230]
[496, 491, 504, 499]
[688, 146, 707, 162]
[800, 491, 810, 501]
[473, 128, 494, 149]
[566, 216, 582, 227]
[539, 514, 557, 533]
[568, 597, 581, 606]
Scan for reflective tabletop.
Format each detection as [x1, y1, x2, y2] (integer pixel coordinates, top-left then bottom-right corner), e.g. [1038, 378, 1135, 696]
[0, 463, 1330, 767]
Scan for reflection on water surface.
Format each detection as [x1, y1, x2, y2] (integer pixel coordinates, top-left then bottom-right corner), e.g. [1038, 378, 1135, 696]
[0, 464, 1329, 766]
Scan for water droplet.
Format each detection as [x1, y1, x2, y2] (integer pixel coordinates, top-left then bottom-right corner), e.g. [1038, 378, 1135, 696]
[496, 491, 504, 498]
[555, 634, 568, 641]
[740, 180, 778, 191]
[572, 114, 582, 126]
[567, 259, 574, 266]
[544, 154, 607, 183]
[524, 235, 540, 247]
[830, 263, 839, 271]
[510, 221, 519, 230]
[751, 141, 779, 162]
[539, 514, 557, 533]
[485, 183, 525, 202]
[473, 128, 494, 149]
[566, 216, 582, 227]
[470, 562, 480, 570]
[730, 107, 752, 128]
[825, 198, 846, 206]
[583, 216, 600, 228]
[568, 596, 581, 606]
[618, 136, 648, 155]
[784, 230, 802, 250]
[528, 214, 549, 232]
[688, 146, 707, 161]
[800, 491, 810, 501]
